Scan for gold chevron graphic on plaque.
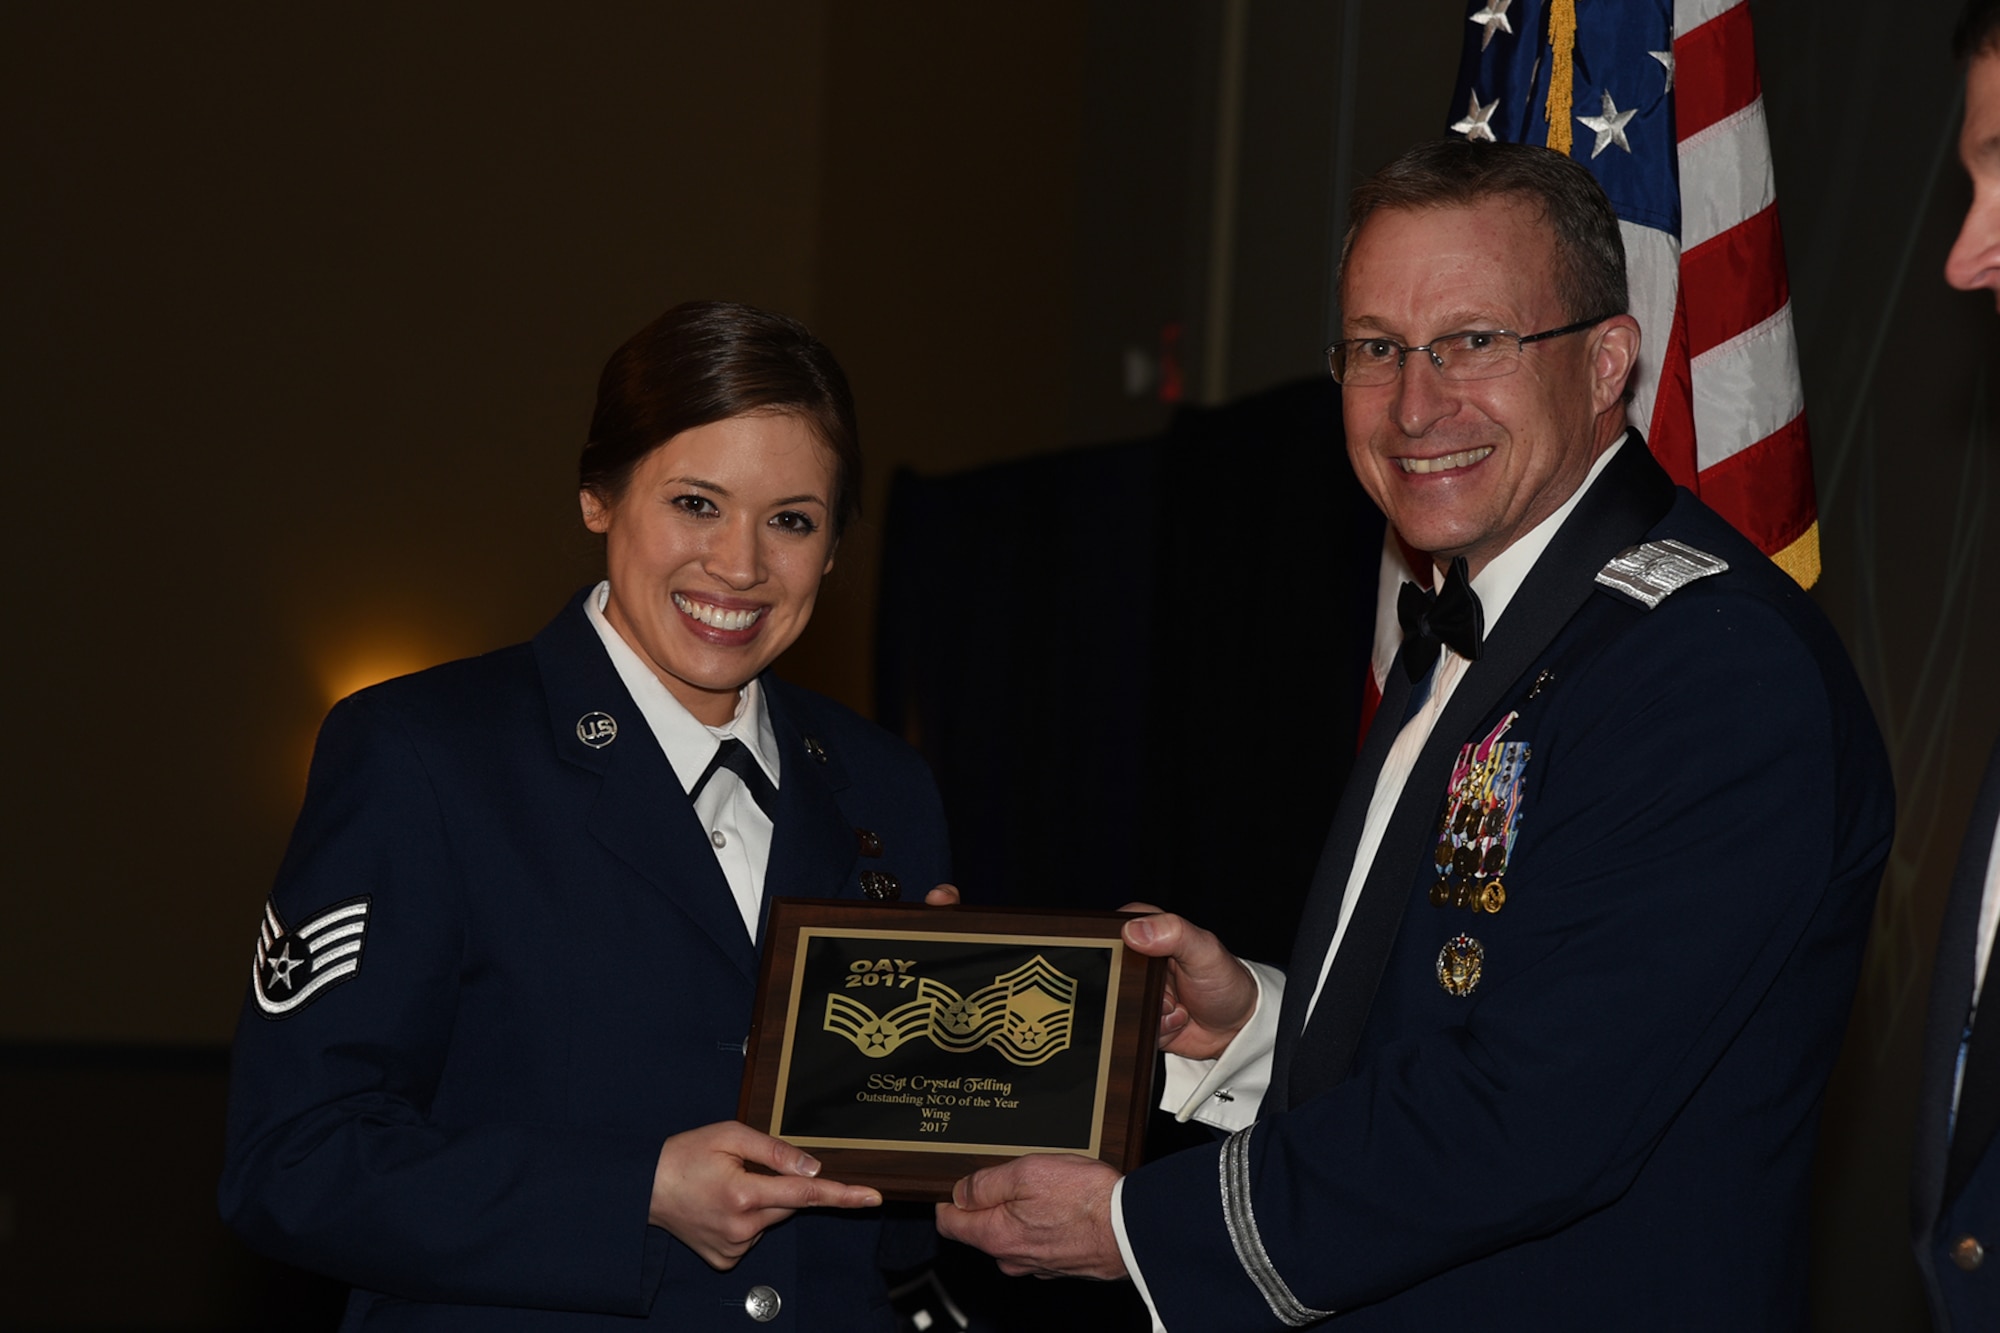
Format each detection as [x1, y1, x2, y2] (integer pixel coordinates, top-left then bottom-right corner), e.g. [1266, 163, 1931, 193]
[823, 955, 1079, 1067]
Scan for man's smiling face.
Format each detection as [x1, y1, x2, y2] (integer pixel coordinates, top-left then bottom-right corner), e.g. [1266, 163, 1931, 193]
[1339, 197, 1637, 577]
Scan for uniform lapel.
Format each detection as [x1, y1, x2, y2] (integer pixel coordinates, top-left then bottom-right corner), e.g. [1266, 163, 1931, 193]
[756, 678, 862, 945]
[532, 591, 760, 981]
[1270, 657, 1417, 1100]
[1280, 438, 1676, 1108]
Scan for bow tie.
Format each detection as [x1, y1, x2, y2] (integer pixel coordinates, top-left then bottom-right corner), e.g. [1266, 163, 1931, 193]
[1397, 556, 1484, 683]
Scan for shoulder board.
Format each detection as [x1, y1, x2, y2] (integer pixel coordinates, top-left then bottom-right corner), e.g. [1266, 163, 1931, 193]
[1594, 539, 1730, 609]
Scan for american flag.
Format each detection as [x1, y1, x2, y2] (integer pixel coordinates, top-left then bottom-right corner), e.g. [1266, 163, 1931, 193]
[1364, 0, 1819, 719]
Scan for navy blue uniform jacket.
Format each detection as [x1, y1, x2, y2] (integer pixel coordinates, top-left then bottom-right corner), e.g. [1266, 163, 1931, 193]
[1913, 738, 2000, 1331]
[220, 590, 951, 1330]
[1123, 441, 1894, 1329]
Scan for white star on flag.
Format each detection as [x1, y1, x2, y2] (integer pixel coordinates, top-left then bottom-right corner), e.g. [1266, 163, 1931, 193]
[1470, 0, 1514, 50]
[1577, 89, 1636, 158]
[1405, 0, 1823, 739]
[1451, 90, 1499, 143]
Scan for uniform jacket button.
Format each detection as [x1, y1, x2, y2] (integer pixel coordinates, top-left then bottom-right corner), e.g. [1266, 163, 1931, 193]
[744, 1284, 782, 1321]
[860, 870, 901, 900]
[1951, 1235, 1986, 1272]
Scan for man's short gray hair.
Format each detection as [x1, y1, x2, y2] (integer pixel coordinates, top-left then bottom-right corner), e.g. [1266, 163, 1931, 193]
[1337, 138, 1630, 327]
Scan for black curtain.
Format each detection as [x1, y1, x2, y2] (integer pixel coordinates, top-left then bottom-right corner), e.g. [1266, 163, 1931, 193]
[877, 377, 1382, 970]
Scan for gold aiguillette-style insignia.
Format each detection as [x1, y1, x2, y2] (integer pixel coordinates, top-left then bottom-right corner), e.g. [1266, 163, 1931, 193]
[823, 981, 948, 1058]
[823, 954, 1080, 1067]
[1436, 934, 1484, 997]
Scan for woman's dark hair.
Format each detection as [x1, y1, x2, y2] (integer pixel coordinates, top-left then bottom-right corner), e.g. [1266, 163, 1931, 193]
[1958, 0, 2000, 60]
[579, 301, 862, 538]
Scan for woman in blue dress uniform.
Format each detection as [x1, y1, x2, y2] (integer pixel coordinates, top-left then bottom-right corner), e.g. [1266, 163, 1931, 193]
[221, 302, 954, 1330]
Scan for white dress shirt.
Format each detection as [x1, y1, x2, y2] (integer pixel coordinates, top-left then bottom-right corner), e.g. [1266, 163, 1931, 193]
[584, 581, 779, 938]
[1113, 436, 1630, 1327]
[1953, 815, 2000, 1124]
[1974, 829, 2000, 1016]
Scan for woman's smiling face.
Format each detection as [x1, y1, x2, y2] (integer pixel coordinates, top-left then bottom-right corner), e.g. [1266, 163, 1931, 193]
[581, 412, 837, 725]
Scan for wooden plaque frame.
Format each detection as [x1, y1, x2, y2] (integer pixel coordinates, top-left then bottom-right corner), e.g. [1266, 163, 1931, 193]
[738, 900, 1166, 1201]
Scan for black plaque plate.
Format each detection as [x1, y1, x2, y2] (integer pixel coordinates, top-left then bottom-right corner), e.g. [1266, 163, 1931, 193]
[738, 900, 1166, 1200]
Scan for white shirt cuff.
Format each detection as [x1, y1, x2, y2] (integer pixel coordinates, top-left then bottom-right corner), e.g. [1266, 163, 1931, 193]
[1110, 1175, 1169, 1333]
[1157, 960, 1284, 1131]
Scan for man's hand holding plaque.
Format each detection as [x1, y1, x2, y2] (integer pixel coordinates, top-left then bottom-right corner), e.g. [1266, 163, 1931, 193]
[934, 904, 1262, 1280]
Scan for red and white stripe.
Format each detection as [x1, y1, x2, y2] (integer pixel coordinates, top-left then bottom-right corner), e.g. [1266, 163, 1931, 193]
[1636, 0, 1818, 578]
[1364, 0, 1817, 730]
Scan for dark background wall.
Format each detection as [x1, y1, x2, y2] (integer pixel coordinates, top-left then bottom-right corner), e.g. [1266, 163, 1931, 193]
[1761, 4, 2000, 1326]
[1, 2, 1992, 1328]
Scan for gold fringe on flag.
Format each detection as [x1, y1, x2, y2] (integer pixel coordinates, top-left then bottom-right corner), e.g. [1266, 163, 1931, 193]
[1545, 0, 1577, 155]
[1771, 522, 1822, 590]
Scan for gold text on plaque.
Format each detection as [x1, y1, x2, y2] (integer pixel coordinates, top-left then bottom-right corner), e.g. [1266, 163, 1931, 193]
[824, 954, 1080, 1067]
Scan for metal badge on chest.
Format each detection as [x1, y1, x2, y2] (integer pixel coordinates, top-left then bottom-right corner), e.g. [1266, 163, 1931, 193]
[1430, 710, 1533, 996]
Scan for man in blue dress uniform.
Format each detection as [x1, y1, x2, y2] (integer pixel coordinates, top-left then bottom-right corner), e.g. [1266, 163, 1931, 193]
[937, 138, 1894, 1329]
[1912, 4, 2000, 1328]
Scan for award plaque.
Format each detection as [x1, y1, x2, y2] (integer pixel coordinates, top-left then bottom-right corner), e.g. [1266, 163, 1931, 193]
[738, 899, 1168, 1200]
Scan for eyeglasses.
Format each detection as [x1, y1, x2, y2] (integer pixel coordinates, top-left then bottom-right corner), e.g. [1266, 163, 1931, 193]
[1325, 314, 1615, 387]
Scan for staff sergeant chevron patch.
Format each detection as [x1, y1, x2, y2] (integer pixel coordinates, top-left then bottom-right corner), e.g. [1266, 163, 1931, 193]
[1594, 539, 1730, 609]
[252, 895, 371, 1017]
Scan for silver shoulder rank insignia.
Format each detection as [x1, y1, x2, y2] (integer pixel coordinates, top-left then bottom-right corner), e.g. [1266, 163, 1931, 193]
[1594, 539, 1729, 609]
[252, 895, 370, 1017]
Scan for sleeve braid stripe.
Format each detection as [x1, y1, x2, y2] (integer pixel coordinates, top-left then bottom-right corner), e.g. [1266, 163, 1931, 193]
[1218, 1126, 1337, 1327]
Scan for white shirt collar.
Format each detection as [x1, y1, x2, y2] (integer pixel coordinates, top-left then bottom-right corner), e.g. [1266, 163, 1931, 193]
[1449, 432, 1629, 640]
[581, 581, 781, 792]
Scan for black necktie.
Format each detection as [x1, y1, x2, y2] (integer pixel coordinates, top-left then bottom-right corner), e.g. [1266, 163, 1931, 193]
[1397, 555, 1485, 683]
[689, 738, 778, 820]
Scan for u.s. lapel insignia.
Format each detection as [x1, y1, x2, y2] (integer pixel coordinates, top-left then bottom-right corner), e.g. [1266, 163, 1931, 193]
[1595, 539, 1729, 609]
[576, 711, 618, 748]
[252, 895, 371, 1017]
[1431, 712, 1530, 915]
[1437, 934, 1484, 997]
[803, 735, 828, 763]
